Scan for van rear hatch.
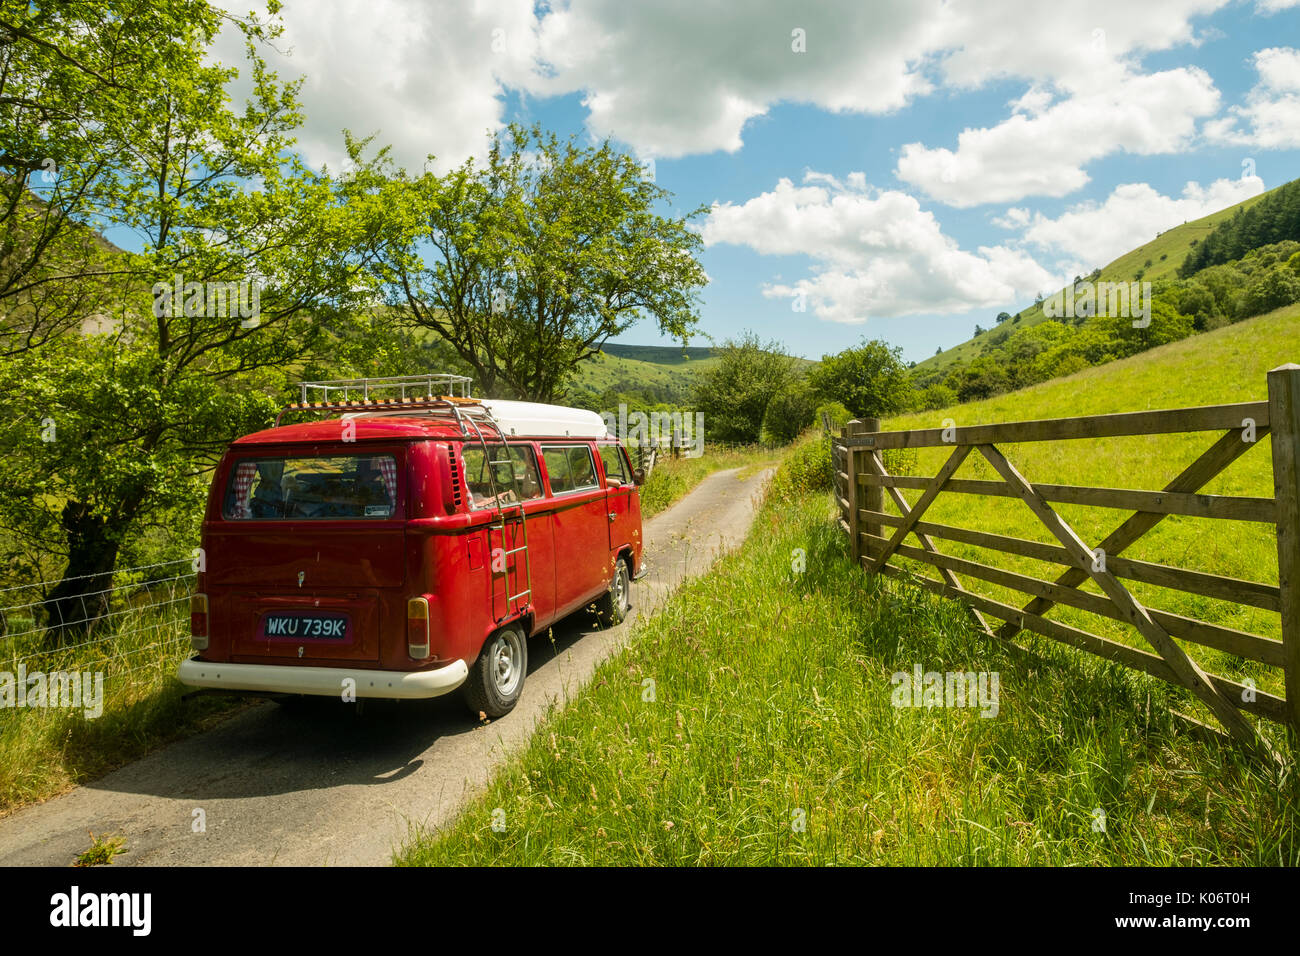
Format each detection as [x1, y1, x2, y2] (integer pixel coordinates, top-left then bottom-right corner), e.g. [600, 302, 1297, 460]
[205, 448, 407, 664]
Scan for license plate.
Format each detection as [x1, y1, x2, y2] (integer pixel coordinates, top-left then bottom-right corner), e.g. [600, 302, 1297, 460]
[260, 612, 349, 640]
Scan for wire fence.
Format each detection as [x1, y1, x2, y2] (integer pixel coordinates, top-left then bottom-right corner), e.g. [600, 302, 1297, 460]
[0, 560, 195, 671]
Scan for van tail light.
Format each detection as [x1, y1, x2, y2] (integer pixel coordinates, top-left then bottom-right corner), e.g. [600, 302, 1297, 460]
[407, 597, 431, 660]
[190, 593, 209, 651]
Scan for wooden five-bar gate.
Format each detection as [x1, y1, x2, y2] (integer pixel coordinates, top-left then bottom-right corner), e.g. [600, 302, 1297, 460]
[833, 364, 1300, 756]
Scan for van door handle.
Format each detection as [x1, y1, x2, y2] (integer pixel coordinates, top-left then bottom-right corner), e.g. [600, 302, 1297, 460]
[607, 512, 617, 521]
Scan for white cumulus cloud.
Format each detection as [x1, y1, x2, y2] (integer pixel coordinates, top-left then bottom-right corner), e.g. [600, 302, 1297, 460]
[699, 174, 1057, 322]
[1206, 47, 1300, 149]
[1020, 177, 1266, 269]
[212, 0, 1241, 173]
[896, 67, 1222, 207]
[213, 0, 543, 173]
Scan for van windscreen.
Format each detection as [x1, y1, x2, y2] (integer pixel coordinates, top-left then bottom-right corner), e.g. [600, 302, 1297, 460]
[223, 454, 398, 520]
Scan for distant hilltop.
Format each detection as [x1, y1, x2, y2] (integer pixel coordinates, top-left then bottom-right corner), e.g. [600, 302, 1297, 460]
[599, 343, 717, 364]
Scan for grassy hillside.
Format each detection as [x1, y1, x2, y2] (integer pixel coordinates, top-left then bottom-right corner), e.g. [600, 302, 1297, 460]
[599, 343, 718, 365]
[566, 348, 719, 405]
[566, 343, 814, 407]
[915, 184, 1279, 378]
[882, 302, 1300, 720]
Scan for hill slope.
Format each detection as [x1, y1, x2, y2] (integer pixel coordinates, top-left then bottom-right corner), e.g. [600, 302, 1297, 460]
[914, 182, 1280, 378]
[566, 348, 720, 405]
[599, 343, 717, 364]
[567, 342, 813, 407]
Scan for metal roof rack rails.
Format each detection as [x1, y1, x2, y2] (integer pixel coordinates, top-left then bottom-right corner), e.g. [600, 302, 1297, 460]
[273, 373, 488, 430]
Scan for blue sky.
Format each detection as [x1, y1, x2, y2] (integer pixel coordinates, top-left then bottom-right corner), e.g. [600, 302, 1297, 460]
[197, 1, 1300, 363]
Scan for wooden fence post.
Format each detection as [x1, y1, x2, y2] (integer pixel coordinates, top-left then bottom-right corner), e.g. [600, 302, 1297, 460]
[862, 417, 882, 545]
[845, 420, 865, 565]
[1267, 363, 1300, 731]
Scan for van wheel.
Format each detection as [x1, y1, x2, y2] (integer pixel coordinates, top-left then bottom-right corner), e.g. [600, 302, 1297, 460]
[463, 625, 527, 719]
[594, 558, 631, 627]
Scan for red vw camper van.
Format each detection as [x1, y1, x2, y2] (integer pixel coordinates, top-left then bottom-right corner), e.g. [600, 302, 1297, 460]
[178, 374, 644, 718]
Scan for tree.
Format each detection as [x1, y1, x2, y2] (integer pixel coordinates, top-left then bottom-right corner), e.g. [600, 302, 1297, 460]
[0, 1, 280, 356]
[996, 311, 1011, 323]
[806, 338, 911, 420]
[1239, 264, 1300, 318]
[761, 377, 817, 444]
[813, 401, 852, 433]
[915, 383, 956, 411]
[692, 333, 797, 443]
[0, 4, 371, 641]
[955, 355, 1010, 402]
[356, 125, 707, 402]
[1180, 179, 1300, 276]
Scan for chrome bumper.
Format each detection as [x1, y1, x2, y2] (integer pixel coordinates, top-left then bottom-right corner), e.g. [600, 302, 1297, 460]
[177, 656, 469, 700]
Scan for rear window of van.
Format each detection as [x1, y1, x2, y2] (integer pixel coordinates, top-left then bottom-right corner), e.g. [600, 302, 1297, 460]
[223, 454, 398, 520]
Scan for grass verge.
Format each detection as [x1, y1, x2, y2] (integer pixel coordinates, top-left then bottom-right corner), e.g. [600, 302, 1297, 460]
[0, 592, 246, 816]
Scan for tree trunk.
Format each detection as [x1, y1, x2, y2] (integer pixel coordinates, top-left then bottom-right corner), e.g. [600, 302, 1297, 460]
[43, 501, 122, 647]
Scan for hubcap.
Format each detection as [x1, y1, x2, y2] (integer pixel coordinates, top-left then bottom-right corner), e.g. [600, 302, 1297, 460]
[613, 565, 629, 610]
[491, 631, 523, 696]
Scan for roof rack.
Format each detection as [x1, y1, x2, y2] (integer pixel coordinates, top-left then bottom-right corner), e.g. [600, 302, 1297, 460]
[274, 373, 485, 428]
[298, 373, 473, 404]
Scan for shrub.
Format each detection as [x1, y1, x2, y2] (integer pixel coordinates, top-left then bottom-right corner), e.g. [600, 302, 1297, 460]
[761, 379, 817, 444]
[913, 383, 955, 411]
[769, 436, 832, 502]
[1239, 265, 1300, 318]
[693, 333, 799, 443]
[813, 401, 853, 434]
[807, 338, 912, 420]
[882, 446, 918, 477]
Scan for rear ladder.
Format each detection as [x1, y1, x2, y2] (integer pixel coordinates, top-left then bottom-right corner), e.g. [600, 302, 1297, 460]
[464, 412, 533, 626]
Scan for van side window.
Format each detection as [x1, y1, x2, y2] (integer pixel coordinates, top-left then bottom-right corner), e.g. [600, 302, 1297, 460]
[568, 446, 598, 490]
[598, 445, 629, 484]
[541, 446, 573, 495]
[462, 444, 542, 509]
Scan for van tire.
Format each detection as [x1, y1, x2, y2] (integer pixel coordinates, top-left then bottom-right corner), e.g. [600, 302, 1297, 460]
[463, 624, 527, 719]
[593, 558, 631, 627]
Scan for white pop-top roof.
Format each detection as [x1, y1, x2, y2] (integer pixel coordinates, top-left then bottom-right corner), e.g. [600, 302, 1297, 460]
[481, 399, 609, 439]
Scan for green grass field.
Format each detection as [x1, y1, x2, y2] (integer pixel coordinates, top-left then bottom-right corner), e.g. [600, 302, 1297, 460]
[880, 302, 1300, 731]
